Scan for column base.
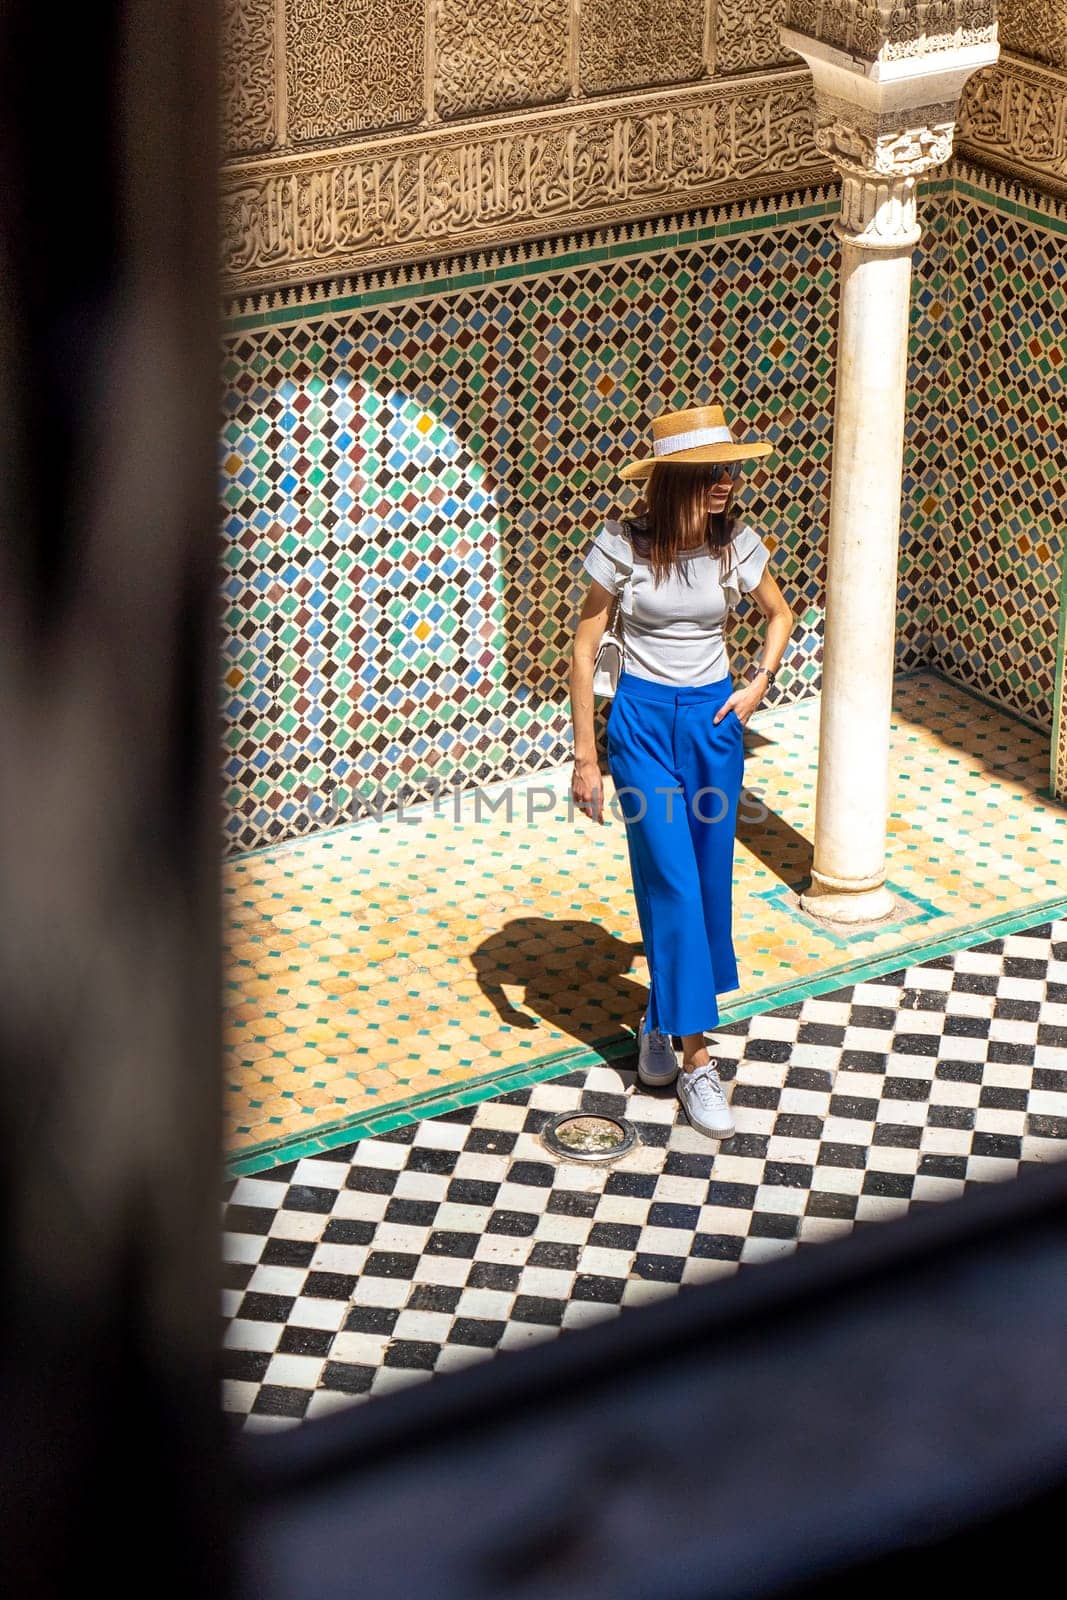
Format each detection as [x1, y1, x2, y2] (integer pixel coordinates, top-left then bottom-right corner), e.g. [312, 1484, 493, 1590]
[798, 872, 897, 925]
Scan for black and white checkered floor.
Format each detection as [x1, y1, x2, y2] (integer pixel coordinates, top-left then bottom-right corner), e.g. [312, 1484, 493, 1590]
[222, 918, 1067, 1431]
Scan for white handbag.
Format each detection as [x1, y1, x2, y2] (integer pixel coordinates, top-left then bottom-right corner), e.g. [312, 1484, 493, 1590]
[592, 583, 627, 698]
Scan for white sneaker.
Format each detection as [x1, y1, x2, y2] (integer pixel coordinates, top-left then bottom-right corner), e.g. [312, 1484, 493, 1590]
[637, 1019, 679, 1088]
[677, 1061, 735, 1138]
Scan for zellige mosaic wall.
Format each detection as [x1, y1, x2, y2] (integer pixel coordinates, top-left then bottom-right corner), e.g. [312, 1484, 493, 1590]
[219, 169, 1067, 859]
[926, 174, 1066, 732]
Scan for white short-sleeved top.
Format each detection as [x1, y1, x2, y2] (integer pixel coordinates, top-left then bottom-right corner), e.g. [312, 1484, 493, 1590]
[582, 516, 771, 687]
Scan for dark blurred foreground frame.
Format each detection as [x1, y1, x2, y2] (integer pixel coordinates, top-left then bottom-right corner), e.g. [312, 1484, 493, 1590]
[0, 2, 230, 1594]
[241, 1155, 1067, 1599]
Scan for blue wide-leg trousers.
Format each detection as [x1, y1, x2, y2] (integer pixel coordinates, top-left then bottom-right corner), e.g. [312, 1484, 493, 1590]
[605, 669, 745, 1038]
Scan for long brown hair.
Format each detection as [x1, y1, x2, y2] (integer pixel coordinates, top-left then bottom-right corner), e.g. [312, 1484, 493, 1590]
[624, 461, 740, 587]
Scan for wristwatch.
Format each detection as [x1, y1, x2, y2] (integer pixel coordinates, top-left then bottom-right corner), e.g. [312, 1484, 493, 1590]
[754, 663, 777, 687]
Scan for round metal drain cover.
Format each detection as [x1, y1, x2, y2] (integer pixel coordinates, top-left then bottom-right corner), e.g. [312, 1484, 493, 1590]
[541, 1110, 637, 1163]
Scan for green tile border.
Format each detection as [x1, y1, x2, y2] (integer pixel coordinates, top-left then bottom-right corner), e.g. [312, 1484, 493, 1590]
[225, 1037, 638, 1180]
[753, 875, 947, 951]
[223, 187, 850, 335]
[219, 163, 1066, 339]
[952, 171, 1067, 241]
[226, 890, 1067, 1178]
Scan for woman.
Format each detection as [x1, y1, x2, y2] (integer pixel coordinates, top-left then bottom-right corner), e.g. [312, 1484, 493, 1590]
[570, 402, 794, 1139]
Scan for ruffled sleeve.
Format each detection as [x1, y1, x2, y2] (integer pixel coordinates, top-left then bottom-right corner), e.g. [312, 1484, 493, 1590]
[582, 520, 634, 608]
[719, 523, 771, 611]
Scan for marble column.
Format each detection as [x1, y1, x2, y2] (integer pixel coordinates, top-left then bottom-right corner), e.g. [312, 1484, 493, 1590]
[781, 13, 1000, 922]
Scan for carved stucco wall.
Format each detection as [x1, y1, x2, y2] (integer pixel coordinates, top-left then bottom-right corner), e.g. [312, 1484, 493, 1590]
[715, 0, 794, 72]
[957, 51, 1067, 194]
[998, 0, 1067, 69]
[221, 0, 276, 157]
[956, 0, 1067, 195]
[219, 1, 834, 291]
[579, 0, 708, 92]
[220, 2, 1067, 294]
[435, 1, 570, 118]
[285, 0, 426, 143]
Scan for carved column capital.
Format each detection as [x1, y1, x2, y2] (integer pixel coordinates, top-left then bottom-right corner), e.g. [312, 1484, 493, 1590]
[781, 10, 1000, 246]
[813, 93, 959, 244]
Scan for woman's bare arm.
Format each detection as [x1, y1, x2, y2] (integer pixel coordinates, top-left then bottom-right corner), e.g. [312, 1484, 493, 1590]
[719, 569, 794, 725]
[569, 579, 615, 824]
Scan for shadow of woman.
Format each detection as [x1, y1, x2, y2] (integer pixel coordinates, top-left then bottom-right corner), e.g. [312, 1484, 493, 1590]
[471, 917, 646, 1054]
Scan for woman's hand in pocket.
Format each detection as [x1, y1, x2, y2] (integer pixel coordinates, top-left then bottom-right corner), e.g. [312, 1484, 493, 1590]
[713, 688, 761, 728]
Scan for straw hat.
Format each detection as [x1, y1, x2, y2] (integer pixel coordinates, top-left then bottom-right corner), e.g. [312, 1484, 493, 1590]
[619, 402, 774, 481]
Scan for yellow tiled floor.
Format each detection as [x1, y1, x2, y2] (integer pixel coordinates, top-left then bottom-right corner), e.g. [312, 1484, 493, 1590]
[223, 671, 1067, 1158]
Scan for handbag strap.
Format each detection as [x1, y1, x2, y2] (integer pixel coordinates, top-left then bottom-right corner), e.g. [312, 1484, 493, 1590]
[609, 585, 626, 669]
[617, 522, 635, 652]
[605, 520, 633, 666]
